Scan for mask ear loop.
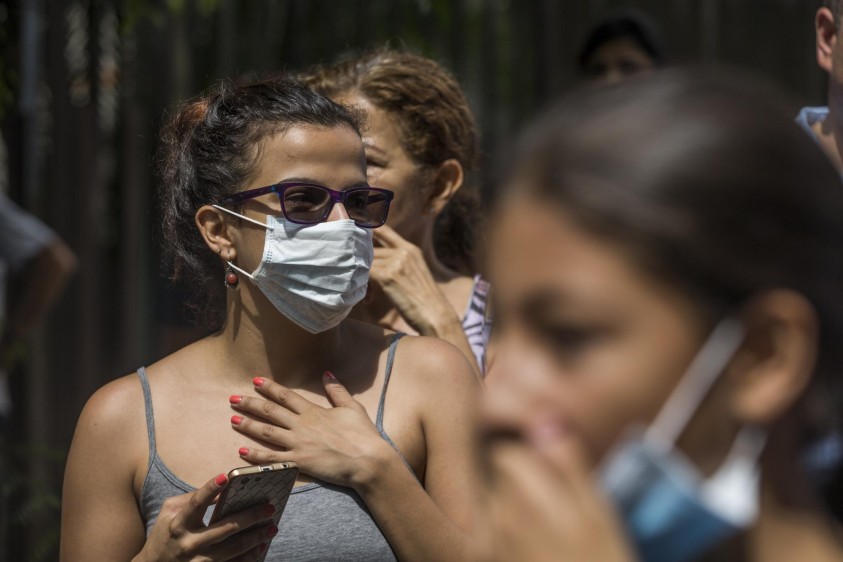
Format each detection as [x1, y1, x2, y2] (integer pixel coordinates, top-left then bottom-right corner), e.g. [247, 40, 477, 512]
[212, 204, 270, 229]
[644, 317, 767, 525]
[644, 318, 746, 452]
[211, 204, 268, 281]
[699, 425, 766, 526]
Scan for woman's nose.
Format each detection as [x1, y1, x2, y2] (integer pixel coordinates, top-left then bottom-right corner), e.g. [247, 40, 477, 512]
[483, 346, 533, 427]
[484, 339, 567, 433]
[327, 201, 350, 222]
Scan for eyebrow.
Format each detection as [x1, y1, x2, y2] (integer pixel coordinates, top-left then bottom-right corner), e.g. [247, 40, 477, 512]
[522, 289, 565, 317]
[275, 177, 370, 190]
[520, 287, 610, 319]
[362, 142, 388, 157]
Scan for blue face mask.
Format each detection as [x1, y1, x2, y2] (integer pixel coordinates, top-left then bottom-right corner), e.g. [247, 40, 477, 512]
[599, 319, 766, 562]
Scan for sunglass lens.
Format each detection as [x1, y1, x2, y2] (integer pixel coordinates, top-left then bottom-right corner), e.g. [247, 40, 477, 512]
[282, 186, 331, 223]
[346, 189, 390, 227]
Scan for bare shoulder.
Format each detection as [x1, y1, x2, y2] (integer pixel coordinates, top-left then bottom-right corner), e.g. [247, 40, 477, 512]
[390, 336, 478, 486]
[396, 334, 473, 367]
[79, 372, 144, 425]
[72, 372, 147, 462]
[340, 320, 479, 401]
[63, 373, 150, 560]
[393, 334, 480, 395]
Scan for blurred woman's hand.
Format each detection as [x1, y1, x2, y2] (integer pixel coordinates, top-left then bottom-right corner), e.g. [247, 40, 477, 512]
[480, 422, 636, 562]
[229, 373, 397, 491]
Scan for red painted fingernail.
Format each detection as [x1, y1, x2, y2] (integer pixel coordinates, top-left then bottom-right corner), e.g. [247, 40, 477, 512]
[214, 473, 228, 486]
[260, 543, 268, 553]
[253, 377, 266, 387]
[239, 446, 250, 456]
[323, 370, 336, 381]
[266, 524, 279, 537]
[231, 415, 243, 425]
[263, 504, 276, 517]
[229, 395, 242, 405]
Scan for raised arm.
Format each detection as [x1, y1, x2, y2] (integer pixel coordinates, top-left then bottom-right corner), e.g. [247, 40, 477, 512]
[370, 225, 482, 378]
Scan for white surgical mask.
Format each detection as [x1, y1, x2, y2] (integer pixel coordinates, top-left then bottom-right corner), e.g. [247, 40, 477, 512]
[599, 319, 766, 562]
[213, 205, 373, 333]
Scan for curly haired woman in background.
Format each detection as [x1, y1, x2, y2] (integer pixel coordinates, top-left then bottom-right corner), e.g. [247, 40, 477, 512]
[303, 49, 491, 376]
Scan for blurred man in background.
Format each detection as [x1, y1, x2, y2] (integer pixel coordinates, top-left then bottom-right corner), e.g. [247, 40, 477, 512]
[577, 9, 666, 86]
[0, 191, 76, 421]
[793, 2, 843, 522]
[798, 0, 843, 170]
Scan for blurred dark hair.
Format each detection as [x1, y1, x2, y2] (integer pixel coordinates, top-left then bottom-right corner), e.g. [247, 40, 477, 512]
[825, 0, 843, 22]
[501, 67, 843, 450]
[578, 9, 666, 71]
[157, 77, 361, 329]
[301, 48, 482, 275]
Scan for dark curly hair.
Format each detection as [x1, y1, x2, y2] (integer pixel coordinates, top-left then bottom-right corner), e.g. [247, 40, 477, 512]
[301, 48, 481, 275]
[157, 77, 361, 329]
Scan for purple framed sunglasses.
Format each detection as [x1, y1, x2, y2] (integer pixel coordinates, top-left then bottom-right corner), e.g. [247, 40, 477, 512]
[218, 182, 395, 228]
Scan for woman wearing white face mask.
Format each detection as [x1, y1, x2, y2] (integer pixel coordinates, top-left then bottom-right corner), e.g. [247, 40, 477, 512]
[479, 69, 843, 562]
[60, 78, 479, 562]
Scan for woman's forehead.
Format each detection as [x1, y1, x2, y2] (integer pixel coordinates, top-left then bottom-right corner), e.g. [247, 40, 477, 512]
[491, 195, 691, 315]
[250, 126, 366, 187]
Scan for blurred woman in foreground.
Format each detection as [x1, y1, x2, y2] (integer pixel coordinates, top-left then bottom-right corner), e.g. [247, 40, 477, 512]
[481, 69, 843, 562]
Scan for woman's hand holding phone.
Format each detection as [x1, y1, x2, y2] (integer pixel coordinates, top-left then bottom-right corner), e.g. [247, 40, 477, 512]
[132, 472, 277, 562]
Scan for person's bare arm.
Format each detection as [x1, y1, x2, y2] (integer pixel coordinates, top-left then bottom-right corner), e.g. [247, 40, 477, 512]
[61, 376, 150, 561]
[7, 237, 77, 339]
[352, 337, 481, 561]
[370, 225, 481, 378]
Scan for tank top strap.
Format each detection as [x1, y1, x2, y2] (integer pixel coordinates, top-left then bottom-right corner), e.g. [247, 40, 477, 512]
[373, 333, 417, 478]
[375, 333, 405, 433]
[136, 367, 157, 471]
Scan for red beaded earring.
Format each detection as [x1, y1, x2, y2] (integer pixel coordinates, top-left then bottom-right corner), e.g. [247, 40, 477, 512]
[224, 264, 239, 289]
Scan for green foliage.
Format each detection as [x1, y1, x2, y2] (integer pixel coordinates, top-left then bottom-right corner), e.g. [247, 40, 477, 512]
[1, 436, 65, 562]
[123, 0, 221, 35]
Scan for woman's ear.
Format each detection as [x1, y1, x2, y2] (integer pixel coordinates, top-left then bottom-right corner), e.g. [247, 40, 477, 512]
[426, 158, 464, 216]
[195, 205, 238, 262]
[727, 290, 819, 426]
[816, 7, 838, 74]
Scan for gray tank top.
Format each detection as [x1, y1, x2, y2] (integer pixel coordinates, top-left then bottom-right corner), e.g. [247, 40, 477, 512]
[137, 334, 406, 561]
